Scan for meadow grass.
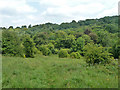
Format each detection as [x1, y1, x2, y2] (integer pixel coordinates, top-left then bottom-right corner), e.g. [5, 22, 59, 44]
[2, 55, 118, 88]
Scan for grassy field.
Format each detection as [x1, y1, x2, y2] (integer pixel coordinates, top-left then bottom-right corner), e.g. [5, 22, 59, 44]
[2, 55, 118, 88]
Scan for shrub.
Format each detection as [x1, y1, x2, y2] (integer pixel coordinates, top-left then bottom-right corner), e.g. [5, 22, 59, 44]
[71, 37, 85, 52]
[39, 45, 51, 56]
[33, 32, 48, 47]
[52, 49, 59, 54]
[58, 49, 69, 58]
[47, 43, 54, 50]
[2, 31, 24, 57]
[63, 48, 71, 54]
[88, 33, 98, 43]
[82, 34, 92, 45]
[84, 28, 92, 35]
[34, 47, 42, 55]
[70, 52, 77, 59]
[47, 43, 55, 54]
[70, 52, 81, 59]
[43, 48, 51, 56]
[55, 35, 76, 49]
[111, 40, 120, 59]
[77, 50, 84, 56]
[75, 52, 81, 59]
[83, 43, 112, 65]
[22, 35, 36, 58]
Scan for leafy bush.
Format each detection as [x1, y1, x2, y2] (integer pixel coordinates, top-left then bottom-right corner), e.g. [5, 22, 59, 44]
[22, 35, 36, 58]
[55, 35, 76, 49]
[38, 43, 57, 55]
[47, 43, 54, 50]
[52, 49, 59, 54]
[82, 34, 92, 45]
[70, 52, 77, 59]
[39, 45, 51, 56]
[84, 28, 91, 35]
[58, 49, 69, 58]
[47, 43, 55, 54]
[43, 48, 51, 56]
[63, 48, 71, 54]
[75, 52, 81, 59]
[33, 32, 48, 47]
[88, 33, 98, 43]
[71, 37, 85, 52]
[77, 50, 84, 56]
[111, 40, 120, 59]
[2, 31, 24, 57]
[70, 52, 81, 59]
[34, 47, 42, 55]
[83, 43, 112, 65]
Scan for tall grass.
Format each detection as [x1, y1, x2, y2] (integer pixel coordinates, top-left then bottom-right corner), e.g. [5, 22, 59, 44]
[2, 55, 118, 88]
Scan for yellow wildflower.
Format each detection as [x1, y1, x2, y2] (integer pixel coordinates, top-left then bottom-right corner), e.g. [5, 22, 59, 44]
[24, 55, 26, 58]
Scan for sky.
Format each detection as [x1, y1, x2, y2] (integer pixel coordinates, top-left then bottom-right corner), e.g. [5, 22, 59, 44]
[0, 0, 119, 28]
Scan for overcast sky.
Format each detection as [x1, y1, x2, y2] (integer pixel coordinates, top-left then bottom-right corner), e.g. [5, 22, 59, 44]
[0, 0, 119, 28]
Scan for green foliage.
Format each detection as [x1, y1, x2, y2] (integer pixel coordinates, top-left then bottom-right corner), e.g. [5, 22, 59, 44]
[88, 33, 98, 43]
[43, 48, 51, 56]
[38, 43, 58, 55]
[96, 30, 117, 47]
[111, 40, 120, 59]
[8, 26, 13, 29]
[47, 43, 54, 50]
[58, 49, 69, 58]
[33, 32, 48, 47]
[72, 37, 85, 52]
[49, 33, 56, 40]
[74, 32, 83, 38]
[84, 28, 92, 35]
[53, 49, 59, 54]
[76, 37, 85, 50]
[105, 24, 118, 33]
[70, 52, 81, 59]
[22, 35, 36, 58]
[70, 52, 77, 59]
[82, 34, 92, 45]
[38, 45, 51, 56]
[1, 15, 119, 88]
[75, 52, 81, 59]
[2, 31, 24, 57]
[1, 15, 119, 60]
[55, 35, 76, 49]
[47, 43, 57, 54]
[64, 35, 76, 48]
[55, 30, 67, 39]
[34, 47, 42, 55]
[83, 43, 112, 65]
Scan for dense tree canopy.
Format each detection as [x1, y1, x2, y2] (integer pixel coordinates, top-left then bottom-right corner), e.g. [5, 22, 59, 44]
[1, 15, 119, 65]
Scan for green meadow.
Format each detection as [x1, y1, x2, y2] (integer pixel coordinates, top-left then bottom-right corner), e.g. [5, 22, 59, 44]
[1, 16, 119, 88]
[2, 55, 118, 88]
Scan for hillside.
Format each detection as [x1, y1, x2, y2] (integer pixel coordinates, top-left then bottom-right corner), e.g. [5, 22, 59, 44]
[1, 15, 119, 88]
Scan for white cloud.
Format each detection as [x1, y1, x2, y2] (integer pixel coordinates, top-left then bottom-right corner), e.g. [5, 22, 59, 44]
[97, 6, 118, 18]
[0, 0, 37, 13]
[40, 0, 67, 7]
[0, 0, 38, 27]
[42, 3, 105, 17]
[0, 0, 119, 27]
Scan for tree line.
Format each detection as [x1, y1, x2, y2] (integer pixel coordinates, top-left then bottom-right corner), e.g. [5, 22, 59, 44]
[1, 15, 120, 65]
